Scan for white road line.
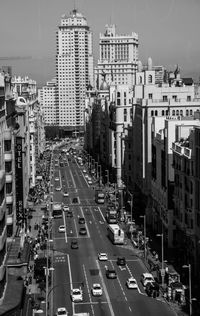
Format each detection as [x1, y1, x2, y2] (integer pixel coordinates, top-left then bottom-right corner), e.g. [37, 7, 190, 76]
[69, 168, 77, 192]
[67, 254, 74, 315]
[82, 264, 95, 316]
[63, 211, 68, 243]
[96, 259, 115, 316]
[81, 206, 91, 238]
[74, 218, 78, 237]
[98, 206, 106, 222]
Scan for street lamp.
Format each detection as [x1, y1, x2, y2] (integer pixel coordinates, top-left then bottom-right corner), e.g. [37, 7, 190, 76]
[105, 169, 109, 186]
[140, 215, 146, 262]
[156, 233, 165, 288]
[98, 165, 102, 187]
[182, 264, 192, 316]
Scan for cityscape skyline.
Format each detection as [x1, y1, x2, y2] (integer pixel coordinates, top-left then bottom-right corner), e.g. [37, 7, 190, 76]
[0, 0, 200, 86]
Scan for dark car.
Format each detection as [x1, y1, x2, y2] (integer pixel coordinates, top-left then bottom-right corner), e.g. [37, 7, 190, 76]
[72, 197, 78, 204]
[79, 227, 87, 235]
[78, 217, 85, 224]
[117, 256, 126, 266]
[66, 210, 73, 217]
[71, 240, 78, 249]
[146, 281, 160, 297]
[106, 269, 117, 279]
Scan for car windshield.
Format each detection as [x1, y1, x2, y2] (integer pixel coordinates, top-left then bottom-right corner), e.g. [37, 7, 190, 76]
[94, 285, 101, 289]
[58, 311, 67, 315]
[73, 290, 81, 295]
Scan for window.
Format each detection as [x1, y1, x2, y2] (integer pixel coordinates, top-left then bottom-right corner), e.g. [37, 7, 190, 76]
[172, 95, 177, 101]
[163, 95, 168, 102]
[148, 93, 153, 99]
[148, 75, 152, 83]
[187, 96, 191, 101]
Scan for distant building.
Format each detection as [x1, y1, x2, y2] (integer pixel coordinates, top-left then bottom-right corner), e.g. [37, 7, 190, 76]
[95, 24, 138, 89]
[56, 9, 94, 136]
[38, 78, 57, 126]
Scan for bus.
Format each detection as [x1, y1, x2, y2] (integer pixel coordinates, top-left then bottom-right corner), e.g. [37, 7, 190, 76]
[52, 203, 62, 218]
[107, 224, 125, 244]
[95, 189, 105, 204]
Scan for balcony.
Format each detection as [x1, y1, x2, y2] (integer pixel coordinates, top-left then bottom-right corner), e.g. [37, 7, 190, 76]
[6, 194, 13, 204]
[4, 153, 12, 162]
[0, 199, 6, 220]
[0, 231, 6, 251]
[4, 130, 11, 140]
[5, 174, 12, 183]
[6, 214, 13, 225]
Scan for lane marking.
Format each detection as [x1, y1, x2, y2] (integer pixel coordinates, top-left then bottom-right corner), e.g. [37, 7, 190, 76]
[96, 259, 115, 316]
[67, 254, 74, 315]
[63, 211, 68, 243]
[82, 264, 95, 316]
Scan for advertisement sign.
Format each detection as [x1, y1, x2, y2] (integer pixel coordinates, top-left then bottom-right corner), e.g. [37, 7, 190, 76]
[15, 136, 24, 223]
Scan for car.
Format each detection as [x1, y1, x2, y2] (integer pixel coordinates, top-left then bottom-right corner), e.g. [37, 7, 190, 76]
[98, 253, 108, 261]
[117, 256, 126, 266]
[88, 180, 92, 185]
[145, 281, 160, 297]
[66, 210, 73, 217]
[71, 288, 83, 302]
[126, 277, 138, 289]
[63, 192, 69, 197]
[63, 205, 69, 212]
[83, 169, 87, 173]
[91, 283, 103, 296]
[106, 269, 117, 279]
[56, 307, 68, 316]
[78, 217, 85, 224]
[141, 273, 154, 287]
[55, 177, 60, 181]
[79, 227, 87, 235]
[72, 197, 78, 204]
[71, 239, 78, 249]
[58, 225, 66, 233]
[55, 186, 62, 191]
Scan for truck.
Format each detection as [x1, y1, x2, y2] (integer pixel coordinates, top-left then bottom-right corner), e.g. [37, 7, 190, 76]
[95, 189, 105, 204]
[106, 206, 117, 224]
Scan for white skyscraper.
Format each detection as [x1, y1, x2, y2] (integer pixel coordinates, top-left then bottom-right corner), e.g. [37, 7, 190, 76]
[56, 9, 94, 135]
[95, 24, 139, 88]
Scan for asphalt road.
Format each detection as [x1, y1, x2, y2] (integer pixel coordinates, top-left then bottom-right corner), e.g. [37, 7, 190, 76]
[50, 151, 177, 316]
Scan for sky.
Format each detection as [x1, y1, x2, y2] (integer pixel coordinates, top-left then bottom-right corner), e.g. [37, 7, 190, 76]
[0, 0, 200, 86]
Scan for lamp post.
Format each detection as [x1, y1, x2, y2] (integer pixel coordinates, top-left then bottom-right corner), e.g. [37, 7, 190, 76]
[182, 264, 192, 316]
[95, 162, 98, 178]
[98, 165, 102, 187]
[140, 215, 146, 262]
[156, 233, 165, 288]
[105, 169, 109, 186]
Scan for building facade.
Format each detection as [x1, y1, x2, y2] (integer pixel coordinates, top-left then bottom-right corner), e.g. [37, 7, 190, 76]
[95, 24, 138, 89]
[56, 9, 94, 135]
[38, 78, 57, 126]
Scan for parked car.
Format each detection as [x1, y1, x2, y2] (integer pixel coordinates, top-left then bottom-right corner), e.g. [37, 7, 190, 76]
[58, 225, 66, 233]
[71, 239, 78, 249]
[56, 307, 68, 316]
[72, 197, 78, 204]
[141, 273, 154, 287]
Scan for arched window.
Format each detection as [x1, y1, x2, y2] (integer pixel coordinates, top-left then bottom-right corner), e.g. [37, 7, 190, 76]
[148, 74, 152, 83]
[180, 110, 183, 116]
[155, 110, 158, 116]
[176, 110, 179, 115]
[151, 110, 154, 116]
[162, 110, 165, 116]
[186, 109, 189, 116]
[190, 109, 193, 115]
[172, 110, 175, 116]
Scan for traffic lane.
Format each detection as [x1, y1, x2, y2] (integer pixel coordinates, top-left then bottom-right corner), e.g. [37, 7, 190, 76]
[53, 253, 72, 315]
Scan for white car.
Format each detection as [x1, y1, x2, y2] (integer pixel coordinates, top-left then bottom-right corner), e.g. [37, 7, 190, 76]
[63, 205, 69, 212]
[126, 277, 138, 289]
[88, 180, 92, 185]
[55, 186, 62, 191]
[56, 307, 68, 316]
[98, 253, 108, 261]
[71, 288, 83, 302]
[91, 283, 103, 296]
[141, 273, 154, 287]
[63, 192, 69, 197]
[83, 169, 87, 173]
[58, 225, 66, 233]
[55, 177, 60, 181]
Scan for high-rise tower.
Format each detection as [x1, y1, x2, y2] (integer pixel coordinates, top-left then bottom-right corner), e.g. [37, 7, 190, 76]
[95, 24, 138, 89]
[56, 9, 94, 135]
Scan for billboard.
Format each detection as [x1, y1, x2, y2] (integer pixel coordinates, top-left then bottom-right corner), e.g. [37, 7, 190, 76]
[15, 136, 24, 223]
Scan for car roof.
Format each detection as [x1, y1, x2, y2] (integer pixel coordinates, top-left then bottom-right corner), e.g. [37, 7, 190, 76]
[128, 277, 136, 281]
[142, 273, 153, 277]
[93, 283, 101, 287]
